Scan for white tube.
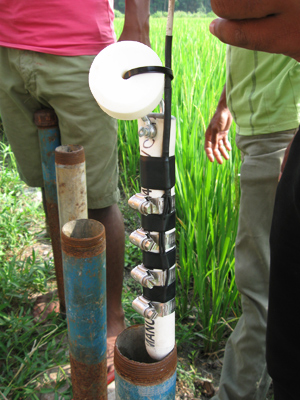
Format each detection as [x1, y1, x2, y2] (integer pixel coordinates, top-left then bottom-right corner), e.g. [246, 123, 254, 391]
[145, 312, 176, 360]
[138, 114, 176, 359]
[138, 114, 176, 199]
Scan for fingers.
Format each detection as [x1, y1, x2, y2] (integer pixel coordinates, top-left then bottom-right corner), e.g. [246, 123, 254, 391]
[209, 15, 300, 61]
[223, 136, 232, 152]
[205, 107, 232, 163]
[209, 17, 274, 52]
[205, 132, 216, 163]
[205, 132, 232, 164]
[210, 0, 282, 20]
[213, 138, 231, 164]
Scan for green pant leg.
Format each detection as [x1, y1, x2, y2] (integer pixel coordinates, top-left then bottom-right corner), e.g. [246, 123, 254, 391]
[212, 129, 296, 400]
[30, 53, 119, 209]
[0, 47, 45, 187]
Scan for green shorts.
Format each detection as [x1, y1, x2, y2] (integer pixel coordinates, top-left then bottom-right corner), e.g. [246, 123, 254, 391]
[0, 47, 119, 209]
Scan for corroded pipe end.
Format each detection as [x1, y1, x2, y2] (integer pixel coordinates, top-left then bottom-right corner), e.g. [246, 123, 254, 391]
[61, 219, 106, 257]
[70, 353, 107, 400]
[34, 109, 58, 128]
[55, 145, 85, 165]
[114, 324, 177, 386]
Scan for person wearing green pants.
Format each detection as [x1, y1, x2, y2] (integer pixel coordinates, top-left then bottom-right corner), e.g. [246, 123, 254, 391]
[204, 47, 300, 399]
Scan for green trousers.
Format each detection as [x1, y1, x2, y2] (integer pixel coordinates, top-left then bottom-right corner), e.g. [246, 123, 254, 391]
[212, 129, 296, 400]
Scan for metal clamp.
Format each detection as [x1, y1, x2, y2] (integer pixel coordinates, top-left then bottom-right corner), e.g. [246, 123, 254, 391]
[138, 116, 157, 139]
[129, 228, 176, 253]
[131, 264, 176, 289]
[132, 296, 158, 320]
[128, 193, 175, 216]
[129, 228, 158, 252]
[132, 296, 176, 320]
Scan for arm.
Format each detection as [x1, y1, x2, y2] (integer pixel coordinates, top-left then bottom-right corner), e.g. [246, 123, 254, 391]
[209, 0, 300, 62]
[205, 84, 232, 164]
[118, 0, 151, 47]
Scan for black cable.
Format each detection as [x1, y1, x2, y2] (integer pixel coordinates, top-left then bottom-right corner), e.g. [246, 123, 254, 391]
[123, 66, 173, 80]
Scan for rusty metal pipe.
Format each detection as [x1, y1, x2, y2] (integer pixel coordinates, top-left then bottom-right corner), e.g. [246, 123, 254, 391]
[61, 219, 107, 400]
[34, 109, 65, 313]
[114, 325, 177, 399]
[55, 145, 88, 231]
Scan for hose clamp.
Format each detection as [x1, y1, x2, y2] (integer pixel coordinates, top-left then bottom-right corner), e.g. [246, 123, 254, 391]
[131, 264, 176, 289]
[129, 228, 176, 253]
[132, 296, 175, 320]
[128, 193, 175, 216]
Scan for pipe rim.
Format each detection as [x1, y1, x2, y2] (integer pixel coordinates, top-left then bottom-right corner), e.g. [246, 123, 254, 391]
[55, 145, 85, 165]
[61, 219, 105, 249]
[114, 324, 177, 385]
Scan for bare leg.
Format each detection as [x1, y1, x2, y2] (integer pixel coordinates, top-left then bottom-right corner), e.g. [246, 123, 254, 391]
[88, 204, 126, 339]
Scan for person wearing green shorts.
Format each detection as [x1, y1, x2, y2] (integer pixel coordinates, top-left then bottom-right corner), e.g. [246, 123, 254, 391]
[204, 47, 300, 399]
[0, 0, 151, 377]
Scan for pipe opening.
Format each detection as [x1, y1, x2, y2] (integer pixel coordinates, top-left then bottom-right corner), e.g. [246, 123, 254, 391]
[55, 145, 85, 165]
[114, 325, 177, 385]
[117, 325, 156, 364]
[56, 144, 82, 153]
[62, 219, 103, 240]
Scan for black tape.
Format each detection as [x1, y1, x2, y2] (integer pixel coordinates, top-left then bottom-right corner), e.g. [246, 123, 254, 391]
[140, 156, 175, 190]
[143, 281, 176, 303]
[143, 248, 176, 271]
[123, 66, 173, 81]
[141, 212, 175, 232]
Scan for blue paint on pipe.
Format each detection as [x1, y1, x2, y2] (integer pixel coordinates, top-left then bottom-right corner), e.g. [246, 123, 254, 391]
[115, 371, 177, 400]
[38, 127, 60, 203]
[63, 251, 107, 365]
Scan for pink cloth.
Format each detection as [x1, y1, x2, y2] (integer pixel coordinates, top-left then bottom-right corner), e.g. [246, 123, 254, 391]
[0, 0, 116, 56]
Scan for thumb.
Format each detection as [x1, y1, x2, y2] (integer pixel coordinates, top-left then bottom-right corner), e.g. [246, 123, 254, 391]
[209, 17, 281, 55]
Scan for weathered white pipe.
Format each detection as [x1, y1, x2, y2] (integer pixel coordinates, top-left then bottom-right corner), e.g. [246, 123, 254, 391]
[139, 114, 176, 199]
[55, 145, 88, 231]
[145, 313, 175, 360]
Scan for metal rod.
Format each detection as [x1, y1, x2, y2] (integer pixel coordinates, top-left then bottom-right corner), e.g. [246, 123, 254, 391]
[61, 219, 107, 400]
[34, 109, 65, 314]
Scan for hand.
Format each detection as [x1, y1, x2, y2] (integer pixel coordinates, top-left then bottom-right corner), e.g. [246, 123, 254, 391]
[205, 86, 232, 164]
[209, 0, 300, 62]
[205, 108, 232, 164]
[118, 0, 151, 47]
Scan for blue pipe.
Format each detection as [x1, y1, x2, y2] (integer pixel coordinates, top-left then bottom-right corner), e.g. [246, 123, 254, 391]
[61, 219, 107, 399]
[34, 109, 65, 312]
[115, 371, 176, 400]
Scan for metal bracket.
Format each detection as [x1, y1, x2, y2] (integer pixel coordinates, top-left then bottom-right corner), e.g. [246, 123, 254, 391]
[138, 116, 157, 139]
[129, 228, 176, 253]
[132, 295, 176, 320]
[131, 264, 176, 289]
[128, 193, 175, 216]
